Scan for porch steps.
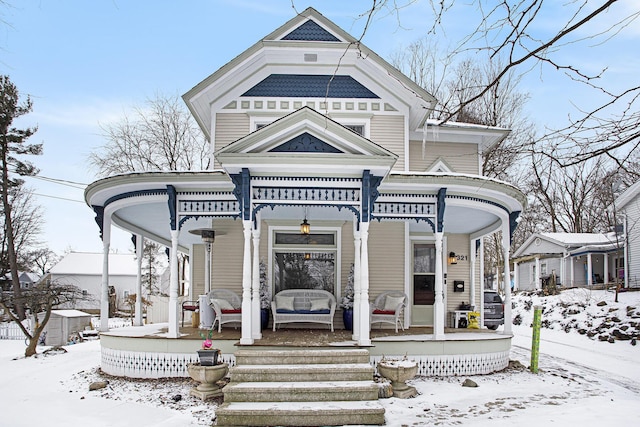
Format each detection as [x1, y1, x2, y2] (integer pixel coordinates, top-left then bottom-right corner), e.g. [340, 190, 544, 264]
[216, 348, 385, 426]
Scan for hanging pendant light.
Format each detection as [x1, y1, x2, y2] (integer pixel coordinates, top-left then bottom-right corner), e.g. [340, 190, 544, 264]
[300, 207, 310, 234]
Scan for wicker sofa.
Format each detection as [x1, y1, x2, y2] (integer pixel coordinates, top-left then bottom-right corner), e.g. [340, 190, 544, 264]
[271, 289, 337, 332]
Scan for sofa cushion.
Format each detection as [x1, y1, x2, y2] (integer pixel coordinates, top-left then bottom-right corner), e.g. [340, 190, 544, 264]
[211, 298, 235, 311]
[275, 309, 331, 314]
[372, 309, 396, 315]
[310, 298, 330, 311]
[221, 309, 241, 314]
[383, 296, 405, 311]
[275, 295, 295, 311]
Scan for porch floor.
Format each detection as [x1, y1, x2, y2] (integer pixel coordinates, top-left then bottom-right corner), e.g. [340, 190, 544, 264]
[176, 325, 497, 347]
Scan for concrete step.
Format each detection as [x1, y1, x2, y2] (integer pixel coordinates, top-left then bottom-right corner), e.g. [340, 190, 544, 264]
[223, 380, 379, 402]
[234, 348, 370, 365]
[229, 363, 375, 382]
[216, 400, 386, 426]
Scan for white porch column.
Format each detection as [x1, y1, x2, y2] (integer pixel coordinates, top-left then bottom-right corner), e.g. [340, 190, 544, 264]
[352, 224, 361, 341]
[513, 261, 519, 292]
[134, 234, 143, 326]
[168, 229, 180, 338]
[502, 226, 513, 335]
[479, 239, 485, 291]
[357, 222, 371, 346]
[587, 253, 593, 287]
[604, 253, 609, 285]
[251, 223, 261, 340]
[570, 257, 575, 286]
[240, 220, 254, 345]
[99, 216, 111, 333]
[469, 239, 476, 310]
[433, 231, 445, 340]
[534, 256, 540, 290]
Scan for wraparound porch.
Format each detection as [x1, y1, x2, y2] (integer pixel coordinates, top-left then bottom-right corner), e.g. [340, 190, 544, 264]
[99, 323, 511, 379]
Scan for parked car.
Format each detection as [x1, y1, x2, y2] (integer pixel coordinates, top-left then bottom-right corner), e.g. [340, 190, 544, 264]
[483, 291, 504, 330]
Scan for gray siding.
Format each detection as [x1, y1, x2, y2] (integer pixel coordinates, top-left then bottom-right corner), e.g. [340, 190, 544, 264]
[368, 221, 405, 297]
[622, 194, 640, 287]
[370, 115, 404, 171]
[408, 140, 478, 174]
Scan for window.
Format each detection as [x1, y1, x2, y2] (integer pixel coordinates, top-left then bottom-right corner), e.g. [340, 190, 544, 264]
[272, 231, 336, 294]
[413, 243, 435, 305]
[344, 124, 365, 136]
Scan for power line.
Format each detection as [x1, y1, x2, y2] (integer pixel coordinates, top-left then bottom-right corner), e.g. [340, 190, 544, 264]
[28, 175, 87, 189]
[33, 192, 85, 204]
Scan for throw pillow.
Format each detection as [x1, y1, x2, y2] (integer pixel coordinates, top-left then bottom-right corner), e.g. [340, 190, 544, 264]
[211, 298, 235, 311]
[275, 295, 295, 311]
[383, 295, 405, 311]
[310, 298, 329, 311]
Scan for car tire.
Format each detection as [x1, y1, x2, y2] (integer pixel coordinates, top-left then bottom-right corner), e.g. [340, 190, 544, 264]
[487, 325, 499, 330]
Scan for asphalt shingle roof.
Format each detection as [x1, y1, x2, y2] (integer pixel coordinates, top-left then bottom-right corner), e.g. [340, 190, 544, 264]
[242, 74, 380, 98]
[282, 20, 340, 42]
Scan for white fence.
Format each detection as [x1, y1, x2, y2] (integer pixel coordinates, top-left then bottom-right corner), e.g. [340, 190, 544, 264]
[0, 319, 31, 340]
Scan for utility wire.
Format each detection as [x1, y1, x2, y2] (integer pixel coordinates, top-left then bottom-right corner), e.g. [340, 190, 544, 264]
[27, 175, 87, 189]
[33, 192, 85, 204]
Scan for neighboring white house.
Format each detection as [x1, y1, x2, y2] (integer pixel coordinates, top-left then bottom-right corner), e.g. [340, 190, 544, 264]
[47, 252, 138, 312]
[512, 232, 625, 291]
[616, 179, 640, 288]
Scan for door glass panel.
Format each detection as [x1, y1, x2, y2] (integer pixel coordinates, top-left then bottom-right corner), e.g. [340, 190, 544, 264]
[273, 252, 335, 294]
[413, 244, 435, 306]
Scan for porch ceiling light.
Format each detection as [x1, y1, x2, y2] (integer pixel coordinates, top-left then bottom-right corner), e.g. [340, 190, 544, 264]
[300, 207, 310, 235]
[448, 252, 457, 265]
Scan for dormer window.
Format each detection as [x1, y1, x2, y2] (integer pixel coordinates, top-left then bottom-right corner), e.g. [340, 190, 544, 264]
[344, 124, 365, 136]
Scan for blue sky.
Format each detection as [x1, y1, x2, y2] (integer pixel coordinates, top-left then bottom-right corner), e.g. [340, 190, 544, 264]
[1, 1, 637, 255]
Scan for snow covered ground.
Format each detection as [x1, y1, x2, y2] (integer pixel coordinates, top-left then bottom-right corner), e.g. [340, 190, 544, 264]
[0, 288, 638, 426]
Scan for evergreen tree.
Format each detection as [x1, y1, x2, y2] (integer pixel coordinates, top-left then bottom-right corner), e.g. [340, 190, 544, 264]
[0, 75, 41, 320]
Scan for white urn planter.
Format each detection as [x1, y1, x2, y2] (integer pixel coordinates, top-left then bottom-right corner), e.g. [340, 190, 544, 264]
[377, 358, 418, 398]
[187, 362, 229, 401]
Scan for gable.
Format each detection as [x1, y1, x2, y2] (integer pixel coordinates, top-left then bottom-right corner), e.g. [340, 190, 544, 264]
[242, 74, 379, 99]
[281, 19, 340, 41]
[269, 132, 342, 153]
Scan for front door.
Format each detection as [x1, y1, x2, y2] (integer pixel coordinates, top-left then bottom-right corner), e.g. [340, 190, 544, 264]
[411, 243, 435, 326]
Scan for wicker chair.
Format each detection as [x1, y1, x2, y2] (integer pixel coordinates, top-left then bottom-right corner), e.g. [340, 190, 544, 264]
[207, 289, 242, 332]
[370, 291, 408, 333]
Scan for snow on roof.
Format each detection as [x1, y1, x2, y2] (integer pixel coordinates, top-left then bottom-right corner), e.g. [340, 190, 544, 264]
[49, 252, 137, 276]
[50, 309, 92, 318]
[539, 232, 616, 246]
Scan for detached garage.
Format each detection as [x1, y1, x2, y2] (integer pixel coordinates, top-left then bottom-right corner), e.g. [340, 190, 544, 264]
[39, 310, 92, 346]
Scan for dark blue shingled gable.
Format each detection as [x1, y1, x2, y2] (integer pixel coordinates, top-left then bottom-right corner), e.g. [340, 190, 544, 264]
[269, 133, 342, 153]
[242, 74, 379, 98]
[282, 20, 340, 42]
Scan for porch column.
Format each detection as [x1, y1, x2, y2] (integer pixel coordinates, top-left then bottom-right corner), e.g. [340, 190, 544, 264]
[352, 225, 362, 341]
[604, 254, 609, 285]
[433, 231, 445, 340]
[534, 256, 540, 289]
[587, 253, 593, 287]
[134, 234, 143, 326]
[240, 220, 254, 345]
[99, 214, 112, 332]
[469, 239, 476, 310]
[570, 257, 575, 286]
[358, 222, 371, 346]
[502, 226, 513, 335]
[251, 223, 261, 340]
[513, 261, 519, 292]
[167, 229, 180, 338]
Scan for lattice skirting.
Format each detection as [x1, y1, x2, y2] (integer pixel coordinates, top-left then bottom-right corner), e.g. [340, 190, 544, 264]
[102, 347, 508, 378]
[371, 350, 510, 377]
[101, 347, 237, 379]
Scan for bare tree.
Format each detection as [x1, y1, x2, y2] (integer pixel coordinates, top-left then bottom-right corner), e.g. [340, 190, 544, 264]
[27, 247, 59, 276]
[0, 75, 41, 320]
[0, 279, 93, 357]
[352, 1, 640, 166]
[88, 93, 210, 177]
